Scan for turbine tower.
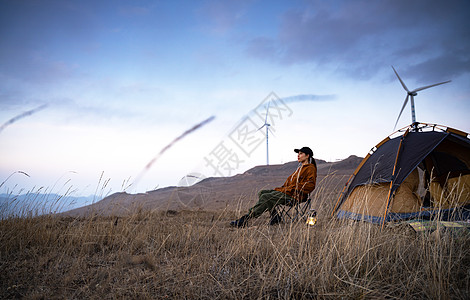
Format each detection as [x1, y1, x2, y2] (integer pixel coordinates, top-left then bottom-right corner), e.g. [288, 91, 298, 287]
[392, 66, 451, 131]
[258, 101, 272, 165]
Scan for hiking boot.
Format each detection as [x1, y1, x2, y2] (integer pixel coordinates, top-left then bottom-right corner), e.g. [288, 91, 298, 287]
[269, 212, 282, 225]
[230, 215, 249, 228]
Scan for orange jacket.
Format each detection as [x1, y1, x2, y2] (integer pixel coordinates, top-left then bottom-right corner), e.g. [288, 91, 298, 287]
[274, 163, 317, 201]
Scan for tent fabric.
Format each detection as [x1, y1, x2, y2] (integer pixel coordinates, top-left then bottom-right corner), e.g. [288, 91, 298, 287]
[432, 135, 470, 174]
[337, 205, 470, 223]
[342, 131, 448, 205]
[334, 124, 470, 225]
[430, 152, 468, 176]
[392, 132, 449, 191]
[341, 169, 421, 218]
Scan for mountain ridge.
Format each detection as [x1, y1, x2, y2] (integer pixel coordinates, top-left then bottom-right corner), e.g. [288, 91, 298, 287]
[63, 155, 363, 217]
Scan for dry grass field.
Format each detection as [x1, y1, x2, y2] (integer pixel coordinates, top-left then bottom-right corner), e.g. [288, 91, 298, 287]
[2, 159, 470, 299]
[2, 194, 470, 299]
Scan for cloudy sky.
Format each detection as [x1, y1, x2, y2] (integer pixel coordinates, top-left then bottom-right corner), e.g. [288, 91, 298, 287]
[1, 0, 469, 197]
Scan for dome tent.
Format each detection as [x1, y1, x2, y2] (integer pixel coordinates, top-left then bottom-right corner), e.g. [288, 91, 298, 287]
[332, 123, 470, 226]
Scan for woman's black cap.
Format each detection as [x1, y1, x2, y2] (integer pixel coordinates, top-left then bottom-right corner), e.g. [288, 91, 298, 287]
[294, 147, 313, 157]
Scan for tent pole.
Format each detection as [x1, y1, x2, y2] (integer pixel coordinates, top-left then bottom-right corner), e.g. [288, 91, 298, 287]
[331, 140, 388, 217]
[331, 174, 354, 216]
[381, 131, 407, 229]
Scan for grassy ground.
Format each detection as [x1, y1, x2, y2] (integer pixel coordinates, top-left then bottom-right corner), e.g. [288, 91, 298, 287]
[1, 205, 469, 299]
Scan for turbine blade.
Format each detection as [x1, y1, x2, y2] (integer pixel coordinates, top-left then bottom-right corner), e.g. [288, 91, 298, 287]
[394, 95, 409, 130]
[412, 80, 451, 93]
[392, 65, 410, 92]
[268, 128, 275, 137]
[257, 124, 266, 131]
[264, 100, 271, 124]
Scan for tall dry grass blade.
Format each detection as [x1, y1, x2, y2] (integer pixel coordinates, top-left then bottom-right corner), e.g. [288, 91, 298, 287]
[0, 171, 30, 189]
[132, 115, 215, 187]
[0, 104, 48, 134]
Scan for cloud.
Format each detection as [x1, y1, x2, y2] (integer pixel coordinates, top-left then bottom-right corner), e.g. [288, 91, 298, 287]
[0, 50, 81, 86]
[282, 94, 336, 103]
[245, 0, 470, 82]
[198, 0, 252, 35]
[118, 5, 151, 17]
[403, 50, 470, 83]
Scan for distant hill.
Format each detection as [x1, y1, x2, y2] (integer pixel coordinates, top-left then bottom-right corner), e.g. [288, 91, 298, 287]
[63, 156, 363, 217]
[1, 193, 98, 218]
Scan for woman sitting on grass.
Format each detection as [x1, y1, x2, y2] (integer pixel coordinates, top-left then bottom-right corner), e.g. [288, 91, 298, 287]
[230, 147, 317, 227]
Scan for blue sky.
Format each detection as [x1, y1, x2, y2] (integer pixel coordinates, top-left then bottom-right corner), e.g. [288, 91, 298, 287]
[1, 0, 469, 197]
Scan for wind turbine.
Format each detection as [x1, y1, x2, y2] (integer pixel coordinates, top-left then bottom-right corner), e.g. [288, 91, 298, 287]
[392, 66, 451, 130]
[258, 101, 272, 165]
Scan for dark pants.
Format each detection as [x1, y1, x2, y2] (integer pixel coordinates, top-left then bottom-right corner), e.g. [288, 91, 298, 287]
[248, 189, 295, 218]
